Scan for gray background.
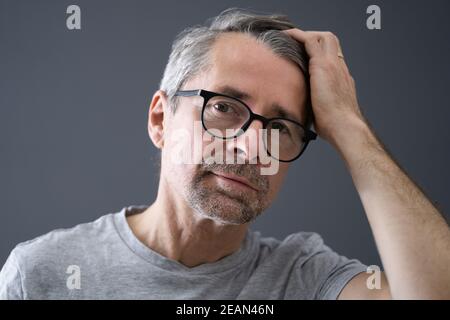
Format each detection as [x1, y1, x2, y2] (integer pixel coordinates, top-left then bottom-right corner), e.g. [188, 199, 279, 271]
[1, 0, 449, 267]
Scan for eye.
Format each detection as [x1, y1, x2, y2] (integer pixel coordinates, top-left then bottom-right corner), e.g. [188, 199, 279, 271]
[213, 103, 231, 113]
[270, 121, 288, 132]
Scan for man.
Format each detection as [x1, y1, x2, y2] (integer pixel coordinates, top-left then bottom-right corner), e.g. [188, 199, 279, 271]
[1, 8, 449, 300]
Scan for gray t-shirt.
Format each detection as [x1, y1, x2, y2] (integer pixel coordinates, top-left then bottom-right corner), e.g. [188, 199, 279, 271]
[0, 205, 367, 300]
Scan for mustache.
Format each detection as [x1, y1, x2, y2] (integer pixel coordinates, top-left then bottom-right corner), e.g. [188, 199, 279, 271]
[199, 161, 269, 193]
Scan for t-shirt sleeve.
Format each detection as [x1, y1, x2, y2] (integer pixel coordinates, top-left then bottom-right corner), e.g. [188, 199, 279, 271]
[288, 233, 368, 300]
[0, 248, 24, 300]
[312, 243, 368, 299]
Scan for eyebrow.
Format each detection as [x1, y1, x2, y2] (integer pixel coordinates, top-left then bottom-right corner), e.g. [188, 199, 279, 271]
[215, 85, 303, 124]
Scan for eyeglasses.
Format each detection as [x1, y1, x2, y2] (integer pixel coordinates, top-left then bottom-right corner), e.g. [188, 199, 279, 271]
[174, 89, 317, 162]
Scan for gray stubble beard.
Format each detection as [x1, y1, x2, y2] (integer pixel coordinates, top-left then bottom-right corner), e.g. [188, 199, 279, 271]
[185, 164, 270, 225]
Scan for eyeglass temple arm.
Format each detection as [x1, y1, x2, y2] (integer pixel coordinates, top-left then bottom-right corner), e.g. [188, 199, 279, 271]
[173, 90, 201, 97]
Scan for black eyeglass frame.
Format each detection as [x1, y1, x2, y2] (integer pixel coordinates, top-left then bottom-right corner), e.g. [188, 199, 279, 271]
[174, 89, 317, 162]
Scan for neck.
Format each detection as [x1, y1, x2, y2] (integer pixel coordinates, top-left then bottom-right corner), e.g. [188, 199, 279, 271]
[127, 177, 249, 268]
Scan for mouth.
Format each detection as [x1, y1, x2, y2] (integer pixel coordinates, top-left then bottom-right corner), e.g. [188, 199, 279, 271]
[210, 171, 259, 192]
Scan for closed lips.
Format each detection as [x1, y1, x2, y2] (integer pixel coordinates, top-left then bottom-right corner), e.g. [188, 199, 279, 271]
[211, 172, 258, 191]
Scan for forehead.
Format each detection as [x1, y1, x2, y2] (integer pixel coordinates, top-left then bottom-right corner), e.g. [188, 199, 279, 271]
[196, 32, 308, 120]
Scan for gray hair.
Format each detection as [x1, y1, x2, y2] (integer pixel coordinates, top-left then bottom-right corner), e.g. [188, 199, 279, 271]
[159, 7, 313, 129]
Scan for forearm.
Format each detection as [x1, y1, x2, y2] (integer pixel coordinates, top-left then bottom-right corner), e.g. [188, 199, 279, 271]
[331, 114, 450, 299]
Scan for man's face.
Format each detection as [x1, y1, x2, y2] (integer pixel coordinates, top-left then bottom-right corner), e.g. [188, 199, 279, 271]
[157, 32, 308, 225]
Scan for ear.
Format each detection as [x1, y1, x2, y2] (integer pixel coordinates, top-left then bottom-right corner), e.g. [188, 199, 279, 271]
[148, 90, 169, 149]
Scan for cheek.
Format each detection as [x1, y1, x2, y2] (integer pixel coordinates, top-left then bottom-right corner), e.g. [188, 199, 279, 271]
[161, 119, 203, 185]
[163, 108, 208, 165]
[200, 138, 226, 163]
[163, 118, 197, 163]
[162, 156, 199, 194]
[267, 165, 289, 195]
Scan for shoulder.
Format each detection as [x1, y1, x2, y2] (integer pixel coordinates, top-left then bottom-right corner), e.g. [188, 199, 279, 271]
[259, 230, 365, 272]
[0, 212, 119, 299]
[253, 231, 367, 299]
[251, 230, 333, 273]
[257, 230, 327, 259]
[8, 212, 118, 286]
[12, 212, 115, 262]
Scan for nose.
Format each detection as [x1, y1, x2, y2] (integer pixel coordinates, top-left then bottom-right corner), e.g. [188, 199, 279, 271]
[226, 119, 264, 164]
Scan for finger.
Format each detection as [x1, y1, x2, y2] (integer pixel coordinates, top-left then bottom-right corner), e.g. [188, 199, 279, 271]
[330, 34, 345, 60]
[284, 29, 349, 72]
[282, 28, 308, 42]
[283, 29, 342, 59]
[309, 31, 341, 58]
[313, 32, 347, 63]
[324, 33, 340, 56]
[335, 35, 343, 55]
[328, 34, 346, 62]
[282, 29, 324, 57]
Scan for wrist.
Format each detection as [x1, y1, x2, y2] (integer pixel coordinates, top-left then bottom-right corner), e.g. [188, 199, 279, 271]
[328, 114, 380, 163]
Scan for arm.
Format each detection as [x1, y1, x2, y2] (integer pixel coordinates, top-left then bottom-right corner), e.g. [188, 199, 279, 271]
[284, 28, 450, 299]
[335, 113, 450, 299]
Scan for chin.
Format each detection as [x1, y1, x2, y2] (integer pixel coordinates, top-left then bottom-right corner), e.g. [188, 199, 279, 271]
[193, 197, 258, 225]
